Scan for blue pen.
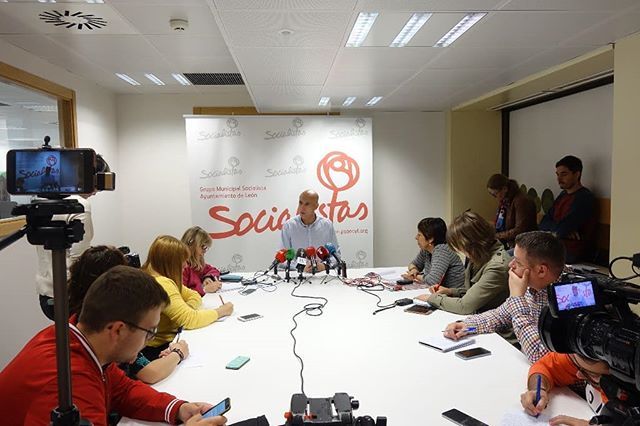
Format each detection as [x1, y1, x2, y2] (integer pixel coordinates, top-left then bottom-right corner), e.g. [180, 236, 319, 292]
[533, 375, 542, 418]
[464, 327, 477, 334]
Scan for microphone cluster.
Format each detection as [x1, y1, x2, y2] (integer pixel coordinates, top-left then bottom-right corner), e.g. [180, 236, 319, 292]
[267, 244, 347, 281]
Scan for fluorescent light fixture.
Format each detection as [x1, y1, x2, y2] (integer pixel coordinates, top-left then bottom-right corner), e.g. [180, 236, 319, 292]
[345, 12, 379, 47]
[342, 96, 356, 107]
[144, 73, 165, 86]
[172, 73, 192, 86]
[318, 97, 330, 106]
[365, 96, 383, 106]
[86, 0, 105, 3]
[115, 73, 141, 86]
[38, 0, 56, 3]
[390, 13, 432, 47]
[434, 12, 486, 48]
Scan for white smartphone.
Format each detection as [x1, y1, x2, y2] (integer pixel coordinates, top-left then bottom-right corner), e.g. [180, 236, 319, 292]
[238, 313, 262, 322]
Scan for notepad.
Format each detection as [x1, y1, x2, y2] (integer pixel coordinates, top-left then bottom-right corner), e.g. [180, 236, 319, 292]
[419, 335, 475, 352]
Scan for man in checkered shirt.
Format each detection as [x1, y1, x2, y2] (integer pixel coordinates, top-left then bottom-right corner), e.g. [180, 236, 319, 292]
[443, 231, 565, 363]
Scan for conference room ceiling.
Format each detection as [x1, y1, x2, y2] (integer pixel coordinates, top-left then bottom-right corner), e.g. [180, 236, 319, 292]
[1, 0, 639, 112]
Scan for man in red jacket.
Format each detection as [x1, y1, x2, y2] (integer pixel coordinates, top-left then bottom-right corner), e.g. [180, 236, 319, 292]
[0, 265, 226, 426]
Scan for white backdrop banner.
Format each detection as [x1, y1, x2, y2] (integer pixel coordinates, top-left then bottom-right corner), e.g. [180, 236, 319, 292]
[185, 115, 373, 272]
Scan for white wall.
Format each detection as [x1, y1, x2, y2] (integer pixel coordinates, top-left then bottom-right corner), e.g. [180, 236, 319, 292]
[115, 98, 446, 268]
[509, 84, 613, 198]
[0, 39, 119, 367]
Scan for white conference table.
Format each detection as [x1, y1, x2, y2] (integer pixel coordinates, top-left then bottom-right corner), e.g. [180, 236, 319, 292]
[121, 268, 593, 426]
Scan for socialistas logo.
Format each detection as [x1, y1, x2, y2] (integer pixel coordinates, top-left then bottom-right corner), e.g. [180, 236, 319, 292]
[200, 157, 243, 179]
[225, 253, 246, 272]
[328, 117, 369, 139]
[207, 151, 369, 239]
[196, 117, 241, 141]
[349, 250, 369, 268]
[19, 155, 60, 179]
[264, 117, 305, 140]
[265, 155, 306, 178]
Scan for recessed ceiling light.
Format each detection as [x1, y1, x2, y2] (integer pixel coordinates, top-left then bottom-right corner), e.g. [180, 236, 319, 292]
[144, 73, 165, 86]
[342, 97, 356, 107]
[86, 0, 105, 3]
[171, 73, 192, 86]
[346, 12, 379, 47]
[38, 0, 56, 3]
[115, 73, 141, 86]
[318, 97, 331, 106]
[390, 13, 432, 47]
[434, 12, 486, 47]
[365, 96, 383, 106]
[278, 28, 294, 36]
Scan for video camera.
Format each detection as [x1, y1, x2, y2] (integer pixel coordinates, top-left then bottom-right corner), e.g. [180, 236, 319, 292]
[5, 136, 115, 198]
[539, 271, 640, 425]
[284, 393, 386, 426]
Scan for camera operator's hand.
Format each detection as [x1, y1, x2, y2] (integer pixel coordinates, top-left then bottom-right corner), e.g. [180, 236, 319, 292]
[203, 277, 222, 293]
[179, 403, 227, 425]
[549, 415, 589, 426]
[216, 302, 234, 318]
[520, 388, 549, 416]
[443, 322, 467, 340]
[508, 268, 529, 297]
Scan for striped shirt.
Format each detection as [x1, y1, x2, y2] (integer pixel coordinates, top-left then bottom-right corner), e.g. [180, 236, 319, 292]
[411, 244, 465, 288]
[464, 287, 549, 363]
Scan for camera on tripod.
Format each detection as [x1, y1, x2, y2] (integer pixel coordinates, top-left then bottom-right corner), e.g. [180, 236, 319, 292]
[539, 274, 640, 425]
[284, 393, 386, 426]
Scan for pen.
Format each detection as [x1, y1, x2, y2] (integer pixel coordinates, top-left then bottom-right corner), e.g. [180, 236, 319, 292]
[441, 327, 477, 333]
[219, 294, 225, 304]
[534, 374, 542, 418]
[433, 284, 441, 292]
[174, 326, 183, 343]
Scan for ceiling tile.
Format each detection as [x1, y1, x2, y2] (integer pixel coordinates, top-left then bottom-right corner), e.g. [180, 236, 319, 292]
[428, 46, 547, 69]
[407, 13, 467, 47]
[501, 0, 640, 11]
[408, 68, 501, 88]
[109, 4, 222, 35]
[145, 35, 232, 57]
[360, 12, 412, 47]
[167, 57, 240, 73]
[356, 0, 507, 12]
[560, 12, 640, 47]
[332, 47, 442, 70]
[324, 67, 417, 86]
[213, 0, 357, 10]
[220, 10, 352, 47]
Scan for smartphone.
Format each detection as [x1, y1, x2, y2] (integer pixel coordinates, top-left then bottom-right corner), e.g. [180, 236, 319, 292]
[442, 408, 488, 426]
[202, 397, 231, 418]
[221, 274, 243, 282]
[396, 279, 414, 285]
[238, 313, 262, 321]
[6, 148, 97, 195]
[404, 305, 434, 315]
[226, 355, 250, 370]
[455, 347, 492, 360]
[240, 288, 257, 296]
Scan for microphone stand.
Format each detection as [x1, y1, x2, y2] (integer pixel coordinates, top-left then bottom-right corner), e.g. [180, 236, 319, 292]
[285, 261, 291, 282]
[0, 199, 90, 426]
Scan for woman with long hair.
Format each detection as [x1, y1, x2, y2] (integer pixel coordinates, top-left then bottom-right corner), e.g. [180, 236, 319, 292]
[181, 226, 222, 296]
[417, 211, 510, 315]
[487, 173, 537, 248]
[142, 235, 233, 360]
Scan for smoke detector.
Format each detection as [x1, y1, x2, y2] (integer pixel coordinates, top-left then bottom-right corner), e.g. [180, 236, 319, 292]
[169, 18, 188, 32]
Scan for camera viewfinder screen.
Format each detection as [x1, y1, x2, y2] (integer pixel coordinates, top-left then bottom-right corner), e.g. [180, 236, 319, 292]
[556, 280, 596, 311]
[13, 150, 87, 194]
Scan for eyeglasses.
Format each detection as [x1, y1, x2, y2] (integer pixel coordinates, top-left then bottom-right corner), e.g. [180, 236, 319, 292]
[568, 354, 602, 387]
[488, 189, 499, 198]
[123, 321, 158, 341]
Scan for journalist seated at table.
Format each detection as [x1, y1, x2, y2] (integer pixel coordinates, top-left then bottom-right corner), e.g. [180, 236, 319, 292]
[142, 235, 233, 360]
[402, 217, 464, 289]
[0, 266, 227, 426]
[521, 352, 616, 426]
[68, 245, 190, 384]
[417, 211, 510, 315]
[443, 231, 565, 363]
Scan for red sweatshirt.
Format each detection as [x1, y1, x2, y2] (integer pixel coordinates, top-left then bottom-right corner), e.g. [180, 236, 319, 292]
[183, 263, 220, 296]
[0, 322, 185, 425]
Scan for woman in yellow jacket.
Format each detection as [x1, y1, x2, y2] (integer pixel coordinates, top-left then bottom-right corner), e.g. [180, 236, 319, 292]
[141, 235, 233, 360]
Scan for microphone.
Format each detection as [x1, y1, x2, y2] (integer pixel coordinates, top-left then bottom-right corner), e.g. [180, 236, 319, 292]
[324, 243, 346, 277]
[295, 248, 307, 277]
[305, 246, 317, 275]
[316, 246, 330, 274]
[268, 249, 287, 273]
[285, 248, 295, 282]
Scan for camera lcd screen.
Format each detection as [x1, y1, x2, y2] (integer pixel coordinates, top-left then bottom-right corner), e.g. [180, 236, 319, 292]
[555, 280, 596, 311]
[7, 149, 94, 195]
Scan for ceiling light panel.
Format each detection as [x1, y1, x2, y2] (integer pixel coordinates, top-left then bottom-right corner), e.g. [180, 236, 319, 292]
[390, 13, 432, 47]
[144, 73, 165, 85]
[318, 96, 330, 106]
[346, 12, 379, 47]
[172, 73, 192, 86]
[365, 96, 383, 106]
[434, 12, 487, 47]
[342, 97, 356, 106]
[115, 73, 140, 86]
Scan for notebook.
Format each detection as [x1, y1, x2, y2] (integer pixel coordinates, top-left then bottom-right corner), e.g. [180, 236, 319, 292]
[419, 335, 475, 353]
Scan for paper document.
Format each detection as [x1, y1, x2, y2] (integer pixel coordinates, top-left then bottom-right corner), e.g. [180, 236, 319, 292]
[500, 410, 551, 425]
[419, 335, 475, 352]
[179, 352, 207, 369]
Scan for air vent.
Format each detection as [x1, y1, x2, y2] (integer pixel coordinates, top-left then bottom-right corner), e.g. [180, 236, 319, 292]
[183, 73, 244, 86]
[39, 10, 107, 31]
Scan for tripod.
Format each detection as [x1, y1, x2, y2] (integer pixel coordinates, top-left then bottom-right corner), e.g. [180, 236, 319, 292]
[0, 198, 90, 426]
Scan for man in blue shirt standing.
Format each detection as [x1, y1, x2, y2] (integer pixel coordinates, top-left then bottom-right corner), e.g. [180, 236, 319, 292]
[280, 189, 340, 272]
